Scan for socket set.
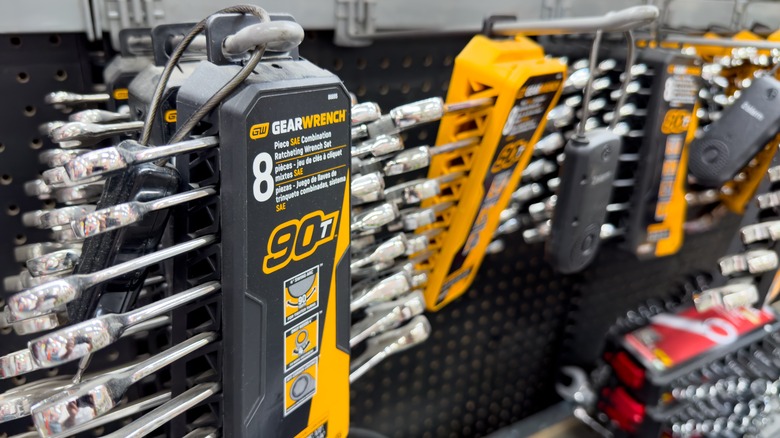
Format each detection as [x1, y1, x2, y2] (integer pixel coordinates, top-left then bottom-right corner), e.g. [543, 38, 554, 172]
[558, 267, 780, 438]
[589, 304, 780, 437]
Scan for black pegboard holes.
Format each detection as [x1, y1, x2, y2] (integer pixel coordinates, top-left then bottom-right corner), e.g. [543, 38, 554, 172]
[6, 204, 19, 216]
[356, 57, 368, 70]
[22, 105, 36, 117]
[1, 29, 117, 423]
[29, 138, 42, 149]
[351, 233, 572, 437]
[54, 69, 68, 81]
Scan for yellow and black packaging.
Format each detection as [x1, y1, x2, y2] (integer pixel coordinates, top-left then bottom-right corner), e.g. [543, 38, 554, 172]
[420, 35, 565, 310]
[624, 49, 701, 258]
[176, 19, 351, 436]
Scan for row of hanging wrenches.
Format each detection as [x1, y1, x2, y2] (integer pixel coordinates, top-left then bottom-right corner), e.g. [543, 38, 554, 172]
[0, 6, 318, 438]
[346, 8, 661, 388]
[666, 32, 780, 312]
[507, 41, 702, 263]
[348, 96, 482, 379]
[492, 28, 780, 276]
[413, 4, 659, 297]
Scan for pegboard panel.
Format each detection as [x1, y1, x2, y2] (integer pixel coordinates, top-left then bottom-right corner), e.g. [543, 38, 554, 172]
[0, 33, 92, 284]
[349, 231, 576, 438]
[0, 34, 174, 438]
[347, 220, 744, 437]
[0, 34, 94, 398]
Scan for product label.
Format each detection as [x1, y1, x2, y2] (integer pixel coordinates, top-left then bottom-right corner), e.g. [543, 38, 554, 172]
[623, 307, 775, 372]
[285, 359, 319, 415]
[285, 314, 319, 372]
[284, 266, 320, 324]
[244, 86, 350, 432]
[633, 58, 701, 257]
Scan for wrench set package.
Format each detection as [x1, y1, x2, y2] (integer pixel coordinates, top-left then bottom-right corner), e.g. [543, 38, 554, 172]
[421, 31, 566, 308]
[175, 12, 352, 436]
[7, 1, 780, 437]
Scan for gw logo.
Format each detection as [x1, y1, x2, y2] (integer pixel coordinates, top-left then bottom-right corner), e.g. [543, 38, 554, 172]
[164, 110, 177, 123]
[250, 122, 270, 140]
[263, 210, 339, 273]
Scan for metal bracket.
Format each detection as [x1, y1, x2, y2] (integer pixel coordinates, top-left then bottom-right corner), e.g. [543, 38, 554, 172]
[542, 0, 573, 19]
[96, 0, 166, 50]
[334, 0, 376, 47]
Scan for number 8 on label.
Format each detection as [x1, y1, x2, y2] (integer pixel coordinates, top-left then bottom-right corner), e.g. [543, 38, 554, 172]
[253, 152, 274, 202]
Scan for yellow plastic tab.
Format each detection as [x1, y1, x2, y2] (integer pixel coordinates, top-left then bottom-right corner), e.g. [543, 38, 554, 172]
[112, 88, 129, 100]
[651, 99, 700, 258]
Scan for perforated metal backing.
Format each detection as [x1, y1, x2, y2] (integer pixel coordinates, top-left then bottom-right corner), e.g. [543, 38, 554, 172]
[346, 213, 743, 438]
[0, 33, 92, 283]
[0, 34, 177, 438]
[0, 33, 94, 435]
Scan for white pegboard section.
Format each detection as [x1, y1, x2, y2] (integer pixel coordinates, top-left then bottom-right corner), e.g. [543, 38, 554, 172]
[2, 1, 780, 48]
[0, 0, 95, 39]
